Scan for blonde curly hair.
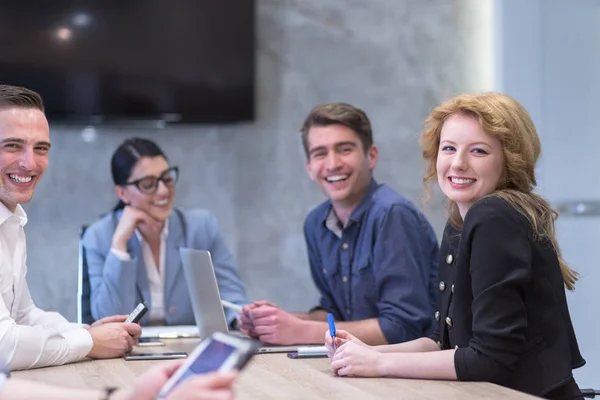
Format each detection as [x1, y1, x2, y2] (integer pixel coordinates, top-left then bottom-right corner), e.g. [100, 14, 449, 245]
[420, 92, 577, 290]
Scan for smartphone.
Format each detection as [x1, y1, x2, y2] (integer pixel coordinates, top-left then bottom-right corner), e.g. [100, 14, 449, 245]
[287, 352, 328, 359]
[158, 332, 261, 399]
[125, 302, 148, 323]
[124, 352, 188, 361]
[137, 337, 165, 347]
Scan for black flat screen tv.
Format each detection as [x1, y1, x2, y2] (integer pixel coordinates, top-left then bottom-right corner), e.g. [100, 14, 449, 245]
[0, 0, 255, 124]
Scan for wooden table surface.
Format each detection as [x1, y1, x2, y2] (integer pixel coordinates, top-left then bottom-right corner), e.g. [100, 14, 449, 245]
[13, 339, 539, 399]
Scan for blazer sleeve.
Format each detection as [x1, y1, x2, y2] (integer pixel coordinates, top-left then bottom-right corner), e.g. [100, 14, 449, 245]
[82, 223, 139, 319]
[199, 211, 250, 323]
[454, 199, 532, 382]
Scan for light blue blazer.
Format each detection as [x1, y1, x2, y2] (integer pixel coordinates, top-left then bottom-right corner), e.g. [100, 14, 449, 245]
[82, 208, 250, 325]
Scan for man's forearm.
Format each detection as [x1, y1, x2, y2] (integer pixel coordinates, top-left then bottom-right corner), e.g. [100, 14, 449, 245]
[293, 309, 328, 321]
[0, 321, 92, 370]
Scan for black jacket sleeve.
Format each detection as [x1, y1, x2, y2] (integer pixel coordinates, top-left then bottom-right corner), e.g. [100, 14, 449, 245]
[454, 199, 533, 382]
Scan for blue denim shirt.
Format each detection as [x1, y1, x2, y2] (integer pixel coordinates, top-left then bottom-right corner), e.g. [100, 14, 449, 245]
[304, 179, 439, 344]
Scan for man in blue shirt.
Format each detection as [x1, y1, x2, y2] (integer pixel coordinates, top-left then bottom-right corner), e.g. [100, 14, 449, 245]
[240, 102, 439, 345]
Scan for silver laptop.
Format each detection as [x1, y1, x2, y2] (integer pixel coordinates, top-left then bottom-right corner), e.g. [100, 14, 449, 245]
[179, 247, 300, 353]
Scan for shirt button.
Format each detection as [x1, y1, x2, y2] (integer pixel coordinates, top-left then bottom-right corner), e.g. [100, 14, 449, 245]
[346, 309, 351, 315]
[436, 341, 442, 348]
[342, 242, 349, 250]
[454, 345, 459, 349]
[446, 254, 454, 264]
[322, 268, 327, 274]
[435, 311, 440, 321]
[169, 305, 177, 314]
[445, 317, 453, 327]
[342, 276, 348, 283]
[439, 281, 446, 291]
[451, 284, 455, 293]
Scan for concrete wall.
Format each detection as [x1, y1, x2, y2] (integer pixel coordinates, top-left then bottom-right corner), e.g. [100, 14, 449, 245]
[24, 0, 493, 320]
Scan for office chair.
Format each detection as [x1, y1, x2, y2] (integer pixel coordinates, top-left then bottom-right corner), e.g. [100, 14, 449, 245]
[77, 224, 95, 325]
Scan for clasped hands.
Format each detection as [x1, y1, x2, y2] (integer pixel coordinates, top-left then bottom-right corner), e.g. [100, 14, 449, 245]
[325, 329, 384, 377]
[239, 301, 306, 345]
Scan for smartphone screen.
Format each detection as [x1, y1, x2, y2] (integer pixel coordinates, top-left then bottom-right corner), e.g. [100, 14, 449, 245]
[171, 340, 236, 384]
[158, 332, 260, 399]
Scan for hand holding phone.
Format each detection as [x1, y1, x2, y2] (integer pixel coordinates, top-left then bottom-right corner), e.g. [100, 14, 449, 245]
[125, 302, 148, 323]
[158, 332, 260, 399]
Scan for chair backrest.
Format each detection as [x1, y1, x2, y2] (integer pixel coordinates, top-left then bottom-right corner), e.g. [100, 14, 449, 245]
[77, 225, 95, 325]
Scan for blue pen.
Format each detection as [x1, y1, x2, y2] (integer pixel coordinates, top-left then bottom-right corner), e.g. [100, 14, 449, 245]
[327, 313, 337, 352]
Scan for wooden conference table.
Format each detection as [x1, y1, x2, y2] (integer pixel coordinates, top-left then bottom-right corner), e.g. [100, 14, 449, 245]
[13, 339, 538, 399]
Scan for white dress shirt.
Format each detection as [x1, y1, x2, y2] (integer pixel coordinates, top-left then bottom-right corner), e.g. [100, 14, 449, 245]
[0, 203, 93, 371]
[110, 221, 168, 323]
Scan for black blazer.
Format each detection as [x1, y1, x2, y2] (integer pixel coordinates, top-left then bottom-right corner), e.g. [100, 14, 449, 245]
[429, 196, 585, 399]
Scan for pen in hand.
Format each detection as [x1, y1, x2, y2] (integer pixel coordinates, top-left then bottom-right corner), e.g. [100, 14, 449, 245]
[327, 313, 337, 353]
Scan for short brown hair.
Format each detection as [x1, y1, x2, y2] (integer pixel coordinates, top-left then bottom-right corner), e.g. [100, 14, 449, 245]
[300, 102, 373, 157]
[0, 84, 44, 112]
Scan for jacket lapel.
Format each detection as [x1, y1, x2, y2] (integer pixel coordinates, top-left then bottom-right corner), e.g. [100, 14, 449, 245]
[112, 207, 151, 307]
[124, 230, 151, 306]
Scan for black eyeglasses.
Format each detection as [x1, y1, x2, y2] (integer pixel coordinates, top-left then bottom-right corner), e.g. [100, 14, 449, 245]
[123, 166, 179, 194]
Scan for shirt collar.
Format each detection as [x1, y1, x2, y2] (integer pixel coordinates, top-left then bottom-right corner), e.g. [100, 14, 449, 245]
[325, 208, 344, 239]
[0, 202, 28, 227]
[320, 178, 380, 226]
[348, 178, 380, 223]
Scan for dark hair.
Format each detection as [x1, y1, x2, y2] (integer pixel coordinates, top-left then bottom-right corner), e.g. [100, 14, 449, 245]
[111, 138, 168, 210]
[299, 102, 373, 158]
[0, 84, 44, 112]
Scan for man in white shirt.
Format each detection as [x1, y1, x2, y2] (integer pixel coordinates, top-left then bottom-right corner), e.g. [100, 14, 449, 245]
[0, 84, 141, 370]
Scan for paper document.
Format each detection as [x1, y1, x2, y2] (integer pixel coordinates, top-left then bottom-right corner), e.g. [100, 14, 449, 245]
[140, 325, 200, 339]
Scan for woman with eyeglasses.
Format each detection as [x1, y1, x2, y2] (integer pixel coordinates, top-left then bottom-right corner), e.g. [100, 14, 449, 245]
[82, 138, 250, 326]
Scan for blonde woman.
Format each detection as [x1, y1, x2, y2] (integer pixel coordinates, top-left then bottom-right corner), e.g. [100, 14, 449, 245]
[325, 93, 585, 400]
